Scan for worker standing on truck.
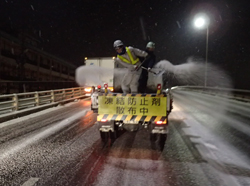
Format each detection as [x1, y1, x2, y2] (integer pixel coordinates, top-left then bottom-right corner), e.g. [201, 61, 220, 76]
[113, 40, 148, 93]
[138, 41, 156, 93]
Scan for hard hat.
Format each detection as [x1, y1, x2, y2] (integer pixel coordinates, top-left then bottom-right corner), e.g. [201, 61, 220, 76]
[146, 41, 155, 49]
[113, 40, 124, 48]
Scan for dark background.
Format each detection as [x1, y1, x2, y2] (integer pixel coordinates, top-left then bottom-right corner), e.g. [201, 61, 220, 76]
[0, 0, 249, 89]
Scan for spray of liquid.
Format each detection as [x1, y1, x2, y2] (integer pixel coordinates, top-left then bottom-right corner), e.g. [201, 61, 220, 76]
[155, 58, 232, 89]
[153, 58, 234, 122]
[75, 58, 233, 124]
[76, 58, 232, 91]
[75, 65, 127, 87]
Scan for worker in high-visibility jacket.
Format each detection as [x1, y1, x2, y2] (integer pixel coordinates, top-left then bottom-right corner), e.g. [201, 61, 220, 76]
[113, 40, 148, 93]
[138, 41, 156, 93]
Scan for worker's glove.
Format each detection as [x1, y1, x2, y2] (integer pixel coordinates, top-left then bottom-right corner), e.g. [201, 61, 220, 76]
[148, 67, 151, 71]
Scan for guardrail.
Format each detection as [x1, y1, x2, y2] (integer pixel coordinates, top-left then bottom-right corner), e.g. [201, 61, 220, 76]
[172, 86, 250, 102]
[1, 85, 249, 122]
[0, 87, 86, 115]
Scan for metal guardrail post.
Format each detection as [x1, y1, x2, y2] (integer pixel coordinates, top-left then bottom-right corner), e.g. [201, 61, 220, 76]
[62, 89, 66, 101]
[12, 94, 19, 111]
[81, 87, 84, 95]
[35, 91, 40, 106]
[51, 90, 55, 102]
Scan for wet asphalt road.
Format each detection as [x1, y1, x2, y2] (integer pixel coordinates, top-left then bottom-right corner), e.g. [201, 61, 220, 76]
[0, 91, 250, 186]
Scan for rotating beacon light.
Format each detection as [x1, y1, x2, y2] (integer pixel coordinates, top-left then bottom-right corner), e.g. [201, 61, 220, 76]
[97, 85, 101, 92]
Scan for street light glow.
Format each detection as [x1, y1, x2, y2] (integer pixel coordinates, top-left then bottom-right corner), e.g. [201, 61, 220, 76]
[193, 13, 209, 29]
[193, 13, 210, 87]
[194, 17, 205, 28]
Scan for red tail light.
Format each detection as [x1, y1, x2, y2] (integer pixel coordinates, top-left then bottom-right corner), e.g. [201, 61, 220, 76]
[155, 121, 163, 124]
[101, 119, 107, 122]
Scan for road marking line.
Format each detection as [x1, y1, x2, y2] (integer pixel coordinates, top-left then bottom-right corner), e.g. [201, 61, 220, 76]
[0, 110, 87, 161]
[204, 142, 218, 150]
[21, 177, 40, 186]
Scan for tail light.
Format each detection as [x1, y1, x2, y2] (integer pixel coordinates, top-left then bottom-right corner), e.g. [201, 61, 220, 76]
[155, 121, 163, 125]
[155, 120, 167, 125]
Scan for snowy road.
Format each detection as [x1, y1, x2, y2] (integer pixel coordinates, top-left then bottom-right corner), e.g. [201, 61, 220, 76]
[0, 91, 250, 186]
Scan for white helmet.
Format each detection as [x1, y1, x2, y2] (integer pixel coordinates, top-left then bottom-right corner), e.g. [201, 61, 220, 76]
[146, 41, 155, 49]
[113, 40, 124, 48]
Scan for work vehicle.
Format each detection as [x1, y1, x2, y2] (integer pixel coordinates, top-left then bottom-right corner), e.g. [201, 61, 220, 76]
[85, 57, 115, 88]
[84, 86, 93, 96]
[91, 61, 173, 149]
[91, 85, 113, 111]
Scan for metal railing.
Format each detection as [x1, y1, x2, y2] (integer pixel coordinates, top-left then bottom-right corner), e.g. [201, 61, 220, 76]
[172, 86, 250, 102]
[0, 87, 86, 115]
[1, 85, 249, 117]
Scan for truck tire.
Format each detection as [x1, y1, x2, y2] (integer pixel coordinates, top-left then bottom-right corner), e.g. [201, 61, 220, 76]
[159, 134, 167, 150]
[91, 105, 98, 113]
[110, 121, 120, 141]
[110, 130, 117, 140]
[150, 133, 157, 141]
[100, 131, 109, 142]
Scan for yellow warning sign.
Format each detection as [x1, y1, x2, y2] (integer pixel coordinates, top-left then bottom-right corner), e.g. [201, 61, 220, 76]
[98, 96, 167, 116]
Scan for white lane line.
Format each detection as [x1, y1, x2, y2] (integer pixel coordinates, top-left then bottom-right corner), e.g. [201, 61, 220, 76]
[21, 177, 40, 186]
[204, 142, 218, 150]
[0, 99, 89, 129]
[0, 110, 87, 161]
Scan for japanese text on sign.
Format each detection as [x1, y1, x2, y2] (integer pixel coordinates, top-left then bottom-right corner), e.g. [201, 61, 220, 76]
[98, 96, 167, 116]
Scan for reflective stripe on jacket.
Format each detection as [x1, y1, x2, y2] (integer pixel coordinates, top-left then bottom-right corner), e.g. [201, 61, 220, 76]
[117, 47, 139, 65]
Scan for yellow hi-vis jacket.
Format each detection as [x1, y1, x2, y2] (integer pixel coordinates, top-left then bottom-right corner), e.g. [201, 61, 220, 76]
[117, 47, 140, 65]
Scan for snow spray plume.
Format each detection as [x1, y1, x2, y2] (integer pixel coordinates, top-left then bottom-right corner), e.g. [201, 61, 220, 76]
[76, 66, 112, 86]
[155, 58, 233, 117]
[155, 58, 233, 89]
[75, 65, 127, 87]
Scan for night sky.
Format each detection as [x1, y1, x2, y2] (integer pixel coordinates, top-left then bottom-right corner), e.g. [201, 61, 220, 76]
[0, 0, 249, 89]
